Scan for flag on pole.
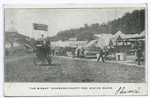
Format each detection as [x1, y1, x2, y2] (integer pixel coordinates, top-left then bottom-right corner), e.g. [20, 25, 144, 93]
[33, 23, 48, 31]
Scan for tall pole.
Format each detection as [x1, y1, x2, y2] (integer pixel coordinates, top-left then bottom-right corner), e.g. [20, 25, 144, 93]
[11, 21, 13, 32]
[46, 24, 51, 64]
[32, 23, 34, 39]
[11, 21, 13, 47]
[47, 24, 48, 38]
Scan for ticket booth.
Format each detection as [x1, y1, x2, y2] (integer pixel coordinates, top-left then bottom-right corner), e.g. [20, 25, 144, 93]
[116, 53, 126, 60]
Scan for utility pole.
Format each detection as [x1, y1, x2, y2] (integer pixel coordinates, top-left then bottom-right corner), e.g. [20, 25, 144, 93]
[11, 21, 13, 47]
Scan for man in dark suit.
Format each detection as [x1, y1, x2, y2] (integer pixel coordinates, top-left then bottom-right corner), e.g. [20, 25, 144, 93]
[136, 47, 142, 65]
[97, 48, 105, 62]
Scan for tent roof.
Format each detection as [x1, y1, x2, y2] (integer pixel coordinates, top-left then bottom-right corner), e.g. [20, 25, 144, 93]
[124, 36, 145, 39]
[121, 34, 140, 39]
[94, 33, 113, 38]
[114, 30, 124, 37]
[116, 31, 145, 41]
[69, 37, 77, 41]
[120, 30, 145, 40]
[51, 40, 63, 43]
[84, 40, 97, 48]
[122, 33, 145, 40]
[16, 33, 30, 39]
[140, 30, 145, 36]
[108, 31, 124, 45]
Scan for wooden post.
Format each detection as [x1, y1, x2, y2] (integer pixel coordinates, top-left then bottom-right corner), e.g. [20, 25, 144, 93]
[115, 41, 118, 60]
[126, 40, 127, 52]
[47, 24, 48, 38]
[122, 40, 124, 52]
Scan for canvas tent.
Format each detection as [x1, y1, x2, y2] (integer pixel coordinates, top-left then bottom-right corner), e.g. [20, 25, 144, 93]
[84, 40, 100, 57]
[51, 40, 88, 48]
[93, 31, 126, 48]
[116, 30, 145, 43]
[51, 40, 64, 48]
[84, 40, 97, 48]
[113, 30, 124, 37]
[121, 34, 140, 39]
[109, 31, 125, 47]
[110, 31, 141, 46]
[140, 30, 145, 37]
[114, 30, 145, 53]
[94, 34, 113, 48]
[123, 30, 145, 40]
[69, 37, 77, 41]
[64, 40, 87, 48]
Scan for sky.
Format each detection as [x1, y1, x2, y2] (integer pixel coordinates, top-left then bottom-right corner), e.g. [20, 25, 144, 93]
[4, 8, 143, 39]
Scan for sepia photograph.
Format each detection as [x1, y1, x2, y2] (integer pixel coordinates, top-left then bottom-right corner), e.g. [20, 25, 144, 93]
[3, 4, 148, 96]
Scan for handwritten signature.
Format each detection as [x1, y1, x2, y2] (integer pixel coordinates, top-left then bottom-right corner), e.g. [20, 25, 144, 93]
[115, 87, 140, 95]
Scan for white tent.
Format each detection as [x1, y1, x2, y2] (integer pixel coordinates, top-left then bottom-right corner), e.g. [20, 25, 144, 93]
[69, 37, 77, 41]
[109, 31, 125, 46]
[113, 30, 124, 37]
[51, 40, 64, 48]
[84, 40, 97, 48]
[121, 34, 140, 39]
[95, 34, 113, 48]
[94, 33, 113, 38]
[64, 40, 88, 48]
[140, 30, 145, 36]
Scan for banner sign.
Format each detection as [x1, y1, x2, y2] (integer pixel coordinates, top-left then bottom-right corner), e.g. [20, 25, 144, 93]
[33, 23, 48, 31]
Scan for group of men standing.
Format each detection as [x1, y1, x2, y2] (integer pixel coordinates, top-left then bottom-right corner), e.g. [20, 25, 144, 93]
[96, 46, 143, 65]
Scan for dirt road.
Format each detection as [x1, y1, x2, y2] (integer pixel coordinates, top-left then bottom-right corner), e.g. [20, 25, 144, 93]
[4, 54, 145, 83]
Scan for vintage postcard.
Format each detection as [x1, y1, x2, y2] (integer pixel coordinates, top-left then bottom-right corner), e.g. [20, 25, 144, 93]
[3, 4, 148, 96]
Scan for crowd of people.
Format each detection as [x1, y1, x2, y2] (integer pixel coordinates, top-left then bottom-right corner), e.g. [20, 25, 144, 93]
[5, 34, 144, 66]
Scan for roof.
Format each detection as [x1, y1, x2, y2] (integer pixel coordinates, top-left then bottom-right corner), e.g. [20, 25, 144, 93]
[94, 33, 121, 48]
[51, 40, 64, 48]
[107, 31, 125, 46]
[94, 33, 113, 38]
[120, 30, 145, 40]
[5, 42, 20, 48]
[69, 37, 77, 41]
[84, 40, 97, 48]
[116, 35, 123, 41]
[93, 31, 124, 46]
[97, 37, 111, 48]
[110, 30, 145, 45]
[124, 36, 145, 40]
[5, 31, 18, 39]
[51, 40, 88, 48]
[115, 31, 145, 43]
[114, 30, 124, 37]
[121, 33, 145, 40]
[121, 34, 140, 39]
[51, 40, 64, 45]
[15, 33, 30, 39]
[5, 31, 18, 34]
[93, 34, 102, 38]
[140, 30, 145, 36]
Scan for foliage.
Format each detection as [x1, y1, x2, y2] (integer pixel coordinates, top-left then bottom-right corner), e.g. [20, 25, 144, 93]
[48, 9, 145, 42]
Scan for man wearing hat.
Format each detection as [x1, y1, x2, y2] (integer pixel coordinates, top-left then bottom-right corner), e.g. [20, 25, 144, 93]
[97, 48, 105, 62]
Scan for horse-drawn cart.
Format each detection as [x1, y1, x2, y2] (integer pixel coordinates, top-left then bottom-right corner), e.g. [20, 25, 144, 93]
[33, 41, 51, 65]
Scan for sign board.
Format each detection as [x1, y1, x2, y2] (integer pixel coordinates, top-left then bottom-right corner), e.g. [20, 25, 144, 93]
[33, 23, 48, 31]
